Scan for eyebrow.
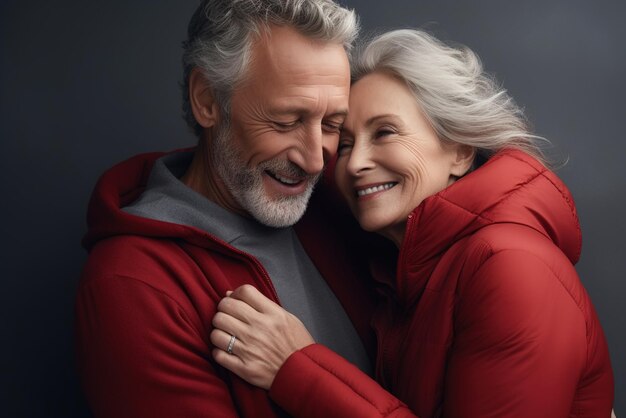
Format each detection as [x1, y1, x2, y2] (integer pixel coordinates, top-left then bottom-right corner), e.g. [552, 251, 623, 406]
[365, 114, 399, 126]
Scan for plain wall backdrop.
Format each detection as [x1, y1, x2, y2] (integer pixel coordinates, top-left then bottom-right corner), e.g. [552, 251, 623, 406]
[1, 0, 623, 416]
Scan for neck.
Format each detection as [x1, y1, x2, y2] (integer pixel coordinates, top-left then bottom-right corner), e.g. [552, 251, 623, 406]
[380, 223, 407, 249]
[181, 142, 250, 218]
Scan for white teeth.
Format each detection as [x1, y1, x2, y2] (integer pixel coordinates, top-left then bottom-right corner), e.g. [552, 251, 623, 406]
[357, 183, 396, 197]
[273, 173, 300, 185]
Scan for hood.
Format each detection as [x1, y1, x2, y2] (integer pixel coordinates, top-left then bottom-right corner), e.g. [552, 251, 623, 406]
[396, 148, 581, 286]
[82, 149, 202, 251]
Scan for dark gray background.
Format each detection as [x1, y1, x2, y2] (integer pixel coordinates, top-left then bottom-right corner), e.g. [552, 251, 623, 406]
[1, 0, 623, 416]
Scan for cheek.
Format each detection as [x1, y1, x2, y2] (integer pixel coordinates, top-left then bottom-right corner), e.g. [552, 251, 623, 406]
[392, 141, 455, 211]
[233, 127, 291, 164]
[233, 121, 275, 144]
[407, 158, 453, 199]
[394, 141, 430, 185]
[230, 103, 280, 146]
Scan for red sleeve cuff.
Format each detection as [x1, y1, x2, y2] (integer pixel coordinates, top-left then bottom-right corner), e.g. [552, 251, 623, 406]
[270, 344, 413, 418]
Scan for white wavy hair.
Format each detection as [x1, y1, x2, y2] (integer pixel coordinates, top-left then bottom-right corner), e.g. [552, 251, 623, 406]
[351, 29, 549, 167]
[182, 0, 359, 138]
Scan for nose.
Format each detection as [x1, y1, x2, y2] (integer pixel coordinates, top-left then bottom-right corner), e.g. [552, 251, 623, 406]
[345, 140, 375, 177]
[289, 124, 336, 175]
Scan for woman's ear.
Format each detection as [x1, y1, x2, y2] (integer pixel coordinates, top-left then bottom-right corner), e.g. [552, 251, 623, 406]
[189, 67, 219, 129]
[450, 145, 476, 178]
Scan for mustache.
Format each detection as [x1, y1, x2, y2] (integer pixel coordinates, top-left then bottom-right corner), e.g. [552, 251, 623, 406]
[259, 159, 321, 182]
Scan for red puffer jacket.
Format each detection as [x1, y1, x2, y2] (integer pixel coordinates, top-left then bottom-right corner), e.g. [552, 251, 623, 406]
[76, 150, 391, 418]
[270, 149, 614, 417]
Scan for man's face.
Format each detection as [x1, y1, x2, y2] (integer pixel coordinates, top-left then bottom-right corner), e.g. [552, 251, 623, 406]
[212, 25, 350, 227]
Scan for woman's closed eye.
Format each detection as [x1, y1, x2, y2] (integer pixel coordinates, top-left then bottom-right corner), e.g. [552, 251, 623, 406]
[375, 126, 397, 138]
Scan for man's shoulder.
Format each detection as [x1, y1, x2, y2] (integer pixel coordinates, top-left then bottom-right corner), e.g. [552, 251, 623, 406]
[79, 232, 261, 308]
[85, 234, 180, 272]
[75, 234, 214, 362]
[81, 235, 180, 290]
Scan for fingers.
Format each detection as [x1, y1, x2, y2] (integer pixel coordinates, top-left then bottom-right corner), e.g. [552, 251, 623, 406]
[212, 310, 247, 339]
[210, 285, 311, 391]
[209, 328, 238, 355]
[229, 285, 280, 314]
[210, 327, 273, 389]
[211, 346, 272, 390]
[216, 294, 260, 325]
[212, 346, 246, 376]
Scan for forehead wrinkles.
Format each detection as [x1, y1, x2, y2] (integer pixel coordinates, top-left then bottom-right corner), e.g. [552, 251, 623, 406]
[280, 88, 344, 107]
[271, 62, 350, 94]
[239, 27, 349, 119]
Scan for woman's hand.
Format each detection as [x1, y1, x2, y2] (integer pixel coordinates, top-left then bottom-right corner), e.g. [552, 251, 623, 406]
[210, 285, 315, 389]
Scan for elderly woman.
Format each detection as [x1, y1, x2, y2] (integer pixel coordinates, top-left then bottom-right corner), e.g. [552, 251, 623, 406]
[210, 30, 614, 417]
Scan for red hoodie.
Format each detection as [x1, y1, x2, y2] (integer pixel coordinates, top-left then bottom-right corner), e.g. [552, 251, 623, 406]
[267, 150, 614, 417]
[76, 150, 403, 417]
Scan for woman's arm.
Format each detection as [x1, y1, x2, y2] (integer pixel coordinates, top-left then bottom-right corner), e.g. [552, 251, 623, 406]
[211, 285, 418, 418]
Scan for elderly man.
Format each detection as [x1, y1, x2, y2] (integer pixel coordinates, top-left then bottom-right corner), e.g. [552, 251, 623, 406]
[75, 1, 379, 417]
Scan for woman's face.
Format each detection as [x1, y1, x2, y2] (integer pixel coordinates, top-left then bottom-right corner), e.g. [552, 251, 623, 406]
[335, 72, 472, 246]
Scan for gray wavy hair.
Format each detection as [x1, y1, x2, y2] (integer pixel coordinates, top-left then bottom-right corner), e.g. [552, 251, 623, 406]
[182, 0, 359, 138]
[351, 29, 549, 167]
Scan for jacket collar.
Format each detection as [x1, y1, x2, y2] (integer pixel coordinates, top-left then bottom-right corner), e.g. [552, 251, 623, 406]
[390, 149, 581, 304]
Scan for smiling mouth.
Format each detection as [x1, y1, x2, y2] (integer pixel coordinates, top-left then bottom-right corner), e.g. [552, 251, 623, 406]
[266, 170, 304, 186]
[356, 182, 397, 197]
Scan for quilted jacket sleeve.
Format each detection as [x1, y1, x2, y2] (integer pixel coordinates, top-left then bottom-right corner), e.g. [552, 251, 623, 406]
[270, 248, 613, 418]
[75, 273, 239, 418]
[270, 344, 418, 418]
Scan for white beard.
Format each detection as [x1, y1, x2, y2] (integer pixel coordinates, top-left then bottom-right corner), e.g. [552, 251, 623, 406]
[210, 122, 320, 228]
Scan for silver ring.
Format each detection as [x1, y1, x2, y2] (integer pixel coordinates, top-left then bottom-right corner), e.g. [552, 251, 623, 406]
[226, 335, 236, 355]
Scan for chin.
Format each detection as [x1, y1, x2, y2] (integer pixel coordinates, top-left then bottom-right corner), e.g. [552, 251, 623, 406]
[356, 216, 386, 234]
